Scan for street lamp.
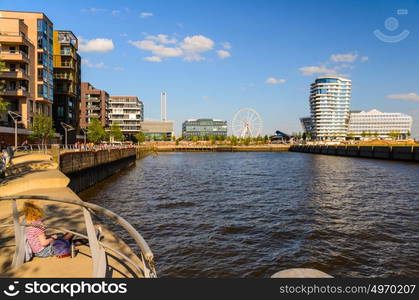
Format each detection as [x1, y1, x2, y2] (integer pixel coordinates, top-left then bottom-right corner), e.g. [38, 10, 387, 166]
[61, 122, 75, 149]
[8, 111, 22, 150]
[80, 127, 87, 144]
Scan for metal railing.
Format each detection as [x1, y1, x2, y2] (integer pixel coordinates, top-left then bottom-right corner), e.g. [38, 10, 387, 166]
[0, 195, 157, 278]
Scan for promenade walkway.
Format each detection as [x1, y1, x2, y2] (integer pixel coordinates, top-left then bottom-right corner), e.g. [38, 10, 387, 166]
[0, 152, 150, 278]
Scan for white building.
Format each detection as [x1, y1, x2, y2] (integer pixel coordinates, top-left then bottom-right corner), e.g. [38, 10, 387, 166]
[108, 96, 144, 136]
[309, 77, 351, 140]
[348, 109, 412, 139]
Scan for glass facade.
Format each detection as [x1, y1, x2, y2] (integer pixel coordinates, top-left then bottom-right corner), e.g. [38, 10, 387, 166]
[37, 18, 54, 102]
[182, 119, 228, 139]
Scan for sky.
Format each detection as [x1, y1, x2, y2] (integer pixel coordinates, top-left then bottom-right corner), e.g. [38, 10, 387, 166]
[1, 0, 419, 137]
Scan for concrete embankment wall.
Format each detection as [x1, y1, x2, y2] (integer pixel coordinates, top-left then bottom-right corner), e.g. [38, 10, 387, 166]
[290, 145, 419, 162]
[155, 145, 290, 152]
[60, 148, 137, 193]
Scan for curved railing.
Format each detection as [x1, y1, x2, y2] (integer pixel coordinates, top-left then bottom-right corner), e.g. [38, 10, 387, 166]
[0, 195, 157, 278]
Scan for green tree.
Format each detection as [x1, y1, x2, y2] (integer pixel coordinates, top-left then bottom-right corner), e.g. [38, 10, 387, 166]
[230, 135, 238, 146]
[30, 113, 55, 150]
[109, 122, 124, 142]
[243, 137, 251, 146]
[87, 117, 106, 143]
[191, 136, 198, 143]
[210, 135, 216, 145]
[263, 135, 269, 144]
[0, 60, 8, 114]
[134, 131, 146, 144]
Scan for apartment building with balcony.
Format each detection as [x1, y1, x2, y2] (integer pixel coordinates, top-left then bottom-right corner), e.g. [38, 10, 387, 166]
[0, 10, 54, 124]
[108, 96, 143, 137]
[52, 30, 81, 143]
[309, 76, 352, 140]
[0, 16, 34, 129]
[80, 82, 109, 128]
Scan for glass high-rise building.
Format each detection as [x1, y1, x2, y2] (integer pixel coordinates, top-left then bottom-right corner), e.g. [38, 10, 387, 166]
[309, 76, 351, 140]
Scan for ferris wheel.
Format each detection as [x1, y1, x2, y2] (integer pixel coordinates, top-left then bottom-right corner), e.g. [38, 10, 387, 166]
[231, 108, 263, 138]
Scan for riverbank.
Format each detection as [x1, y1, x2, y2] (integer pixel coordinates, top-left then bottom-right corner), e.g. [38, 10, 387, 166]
[290, 144, 419, 162]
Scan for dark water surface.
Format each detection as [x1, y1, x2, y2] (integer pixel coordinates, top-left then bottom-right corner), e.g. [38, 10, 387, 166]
[80, 152, 419, 277]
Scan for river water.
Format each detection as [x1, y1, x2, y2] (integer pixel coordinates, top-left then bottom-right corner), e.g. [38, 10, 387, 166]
[80, 152, 419, 278]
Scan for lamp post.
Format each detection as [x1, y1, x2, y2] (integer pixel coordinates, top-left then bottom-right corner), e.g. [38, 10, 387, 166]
[81, 127, 87, 144]
[61, 122, 75, 149]
[8, 111, 22, 150]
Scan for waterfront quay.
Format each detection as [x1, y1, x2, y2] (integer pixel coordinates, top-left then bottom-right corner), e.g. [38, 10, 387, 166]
[290, 144, 419, 162]
[0, 146, 155, 278]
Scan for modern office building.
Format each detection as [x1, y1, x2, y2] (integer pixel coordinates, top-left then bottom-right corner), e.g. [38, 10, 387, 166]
[140, 121, 174, 141]
[299, 116, 313, 135]
[52, 30, 81, 143]
[309, 76, 351, 140]
[108, 96, 143, 137]
[80, 82, 109, 128]
[182, 118, 228, 139]
[348, 109, 413, 139]
[0, 10, 54, 128]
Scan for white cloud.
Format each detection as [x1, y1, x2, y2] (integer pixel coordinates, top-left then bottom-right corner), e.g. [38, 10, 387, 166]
[330, 53, 358, 63]
[81, 59, 106, 68]
[217, 50, 231, 59]
[299, 66, 337, 76]
[129, 34, 225, 63]
[140, 12, 153, 18]
[361, 56, 369, 62]
[180, 35, 214, 61]
[386, 93, 419, 102]
[144, 56, 162, 62]
[81, 8, 107, 14]
[266, 77, 286, 84]
[111, 10, 121, 16]
[221, 42, 232, 49]
[79, 38, 114, 52]
[129, 40, 183, 57]
[145, 34, 177, 44]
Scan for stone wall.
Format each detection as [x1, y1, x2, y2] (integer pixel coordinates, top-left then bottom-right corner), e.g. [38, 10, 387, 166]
[60, 148, 137, 192]
[290, 145, 418, 163]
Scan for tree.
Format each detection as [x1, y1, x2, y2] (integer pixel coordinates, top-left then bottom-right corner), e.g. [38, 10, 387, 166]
[210, 135, 216, 145]
[87, 117, 106, 143]
[230, 135, 238, 146]
[191, 136, 198, 143]
[263, 135, 269, 144]
[109, 122, 124, 142]
[0, 60, 8, 114]
[30, 113, 55, 150]
[134, 131, 146, 144]
[243, 137, 251, 146]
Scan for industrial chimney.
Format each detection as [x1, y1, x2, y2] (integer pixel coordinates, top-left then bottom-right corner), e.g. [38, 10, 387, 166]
[160, 92, 167, 122]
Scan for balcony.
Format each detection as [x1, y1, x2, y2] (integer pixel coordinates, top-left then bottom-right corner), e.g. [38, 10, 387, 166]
[0, 32, 34, 47]
[0, 51, 30, 63]
[0, 70, 30, 81]
[0, 88, 29, 97]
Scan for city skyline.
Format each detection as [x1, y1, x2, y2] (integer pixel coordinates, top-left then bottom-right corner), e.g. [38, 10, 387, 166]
[2, 0, 418, 137]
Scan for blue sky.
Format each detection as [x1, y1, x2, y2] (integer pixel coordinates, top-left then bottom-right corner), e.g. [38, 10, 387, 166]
[2, 0, 419, 137]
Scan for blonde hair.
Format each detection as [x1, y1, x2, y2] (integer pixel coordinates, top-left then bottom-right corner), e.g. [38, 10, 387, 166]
[23, 201, 44, 222]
